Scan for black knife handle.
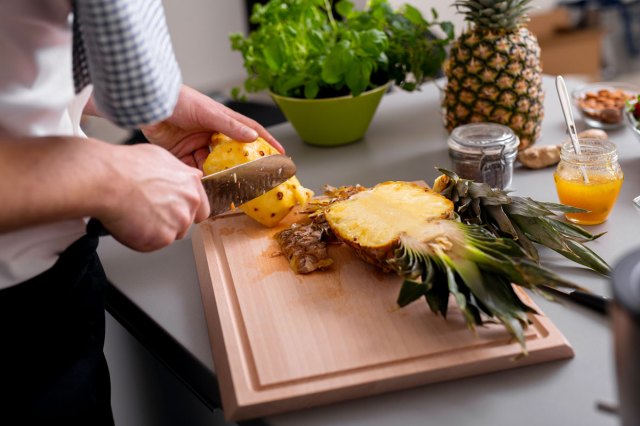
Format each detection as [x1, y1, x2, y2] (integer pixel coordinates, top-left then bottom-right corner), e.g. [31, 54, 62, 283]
[569, 290, 610, 315]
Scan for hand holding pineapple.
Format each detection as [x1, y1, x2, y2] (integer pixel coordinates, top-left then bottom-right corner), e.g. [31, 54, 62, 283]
[203, 133, 313, 227]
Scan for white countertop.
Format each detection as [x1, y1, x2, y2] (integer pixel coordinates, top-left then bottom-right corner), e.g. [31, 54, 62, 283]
[98, 76, 638, 425]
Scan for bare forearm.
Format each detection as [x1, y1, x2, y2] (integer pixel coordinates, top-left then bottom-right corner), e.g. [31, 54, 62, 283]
[0, 136, 118, 233]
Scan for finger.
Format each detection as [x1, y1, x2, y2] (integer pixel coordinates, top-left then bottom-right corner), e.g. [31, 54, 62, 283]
[180, 154, 197, 168]
[176, 223, 191, 240]
[194, 147, 210, 171]
[170, 132, 212, 160]
[179, 148, 209, 171]
[200, 106, 259, 142]
[194, 176, 210, 223]
[187, 87, 285, 152]
[219, 105, 285, 153]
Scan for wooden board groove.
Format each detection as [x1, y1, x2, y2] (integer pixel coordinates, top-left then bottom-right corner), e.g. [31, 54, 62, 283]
[193, 209, 574, 421]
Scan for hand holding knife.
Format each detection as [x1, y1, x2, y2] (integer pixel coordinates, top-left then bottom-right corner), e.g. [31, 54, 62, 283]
[88, 154, 296, 236]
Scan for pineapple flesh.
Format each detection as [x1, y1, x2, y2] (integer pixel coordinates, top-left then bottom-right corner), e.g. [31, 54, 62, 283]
[203, 132, 313, 227]
[444, 0, 544, 149]
[324, 182, 455, 269]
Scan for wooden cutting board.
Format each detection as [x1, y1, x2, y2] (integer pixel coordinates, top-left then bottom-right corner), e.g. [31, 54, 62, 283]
[192, 208, 574, 421]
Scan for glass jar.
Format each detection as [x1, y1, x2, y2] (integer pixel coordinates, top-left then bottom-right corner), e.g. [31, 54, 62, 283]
[553, 139, 623, 225]
[447, 123, 520, 189]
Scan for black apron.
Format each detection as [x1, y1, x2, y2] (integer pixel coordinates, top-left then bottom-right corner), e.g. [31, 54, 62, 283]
[0, 222, 114, 425]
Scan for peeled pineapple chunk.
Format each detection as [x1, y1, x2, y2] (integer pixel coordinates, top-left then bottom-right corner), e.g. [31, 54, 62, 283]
[203, 132, 313, 227]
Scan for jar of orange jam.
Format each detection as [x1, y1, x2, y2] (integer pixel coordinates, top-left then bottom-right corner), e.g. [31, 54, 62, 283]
[553, 139, 623, 225]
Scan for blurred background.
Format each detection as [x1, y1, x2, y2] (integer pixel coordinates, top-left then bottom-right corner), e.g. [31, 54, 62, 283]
[95, 1, 640, 425]
[85, 0, 640, 144]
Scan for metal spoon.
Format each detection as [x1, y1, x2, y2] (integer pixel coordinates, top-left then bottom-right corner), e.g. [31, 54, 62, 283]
[556, 75, 590, 183]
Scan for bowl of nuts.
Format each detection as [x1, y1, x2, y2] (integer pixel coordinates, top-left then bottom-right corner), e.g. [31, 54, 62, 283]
[572, 82, 639, 129]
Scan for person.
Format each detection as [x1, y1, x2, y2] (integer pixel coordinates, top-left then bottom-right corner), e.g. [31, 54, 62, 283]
[0, 1, 283, 424]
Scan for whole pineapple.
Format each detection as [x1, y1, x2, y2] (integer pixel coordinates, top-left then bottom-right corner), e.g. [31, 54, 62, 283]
[443, 0, 544, 149]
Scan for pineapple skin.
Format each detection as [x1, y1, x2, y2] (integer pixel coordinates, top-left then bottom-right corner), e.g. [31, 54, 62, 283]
[203, 133, 313, 227]
[443, 27, 544, 150]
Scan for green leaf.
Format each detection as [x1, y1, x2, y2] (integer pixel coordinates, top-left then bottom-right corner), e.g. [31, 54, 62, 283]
[359, 29, 388, 56]
[402, 4, 425, 26]
[401, 82, 417, 91]
[346, 60, 372, 96]
[263, 37, 284, 71]
[335, 0, 355, 18]
[562, 239, 611, 275]
[509, 214, 611, 275]
[485, 205, 518, 238]
[541, 217, 603, 242]
[397, 280, 427, 307]
[308, 29, 326, 51]
[425, 266, 450, 317]
[304, 81, 319, 99]
[230, 86, 241, 100]
[281, 74, 307, 92]
[321, 55, 343, 84]
[229, 32, 245, 51]
[503, 198, 555, 217]
[322, 40, 353, 84]
[440, 21, 455, 40]
[512, 222, 539, 262]
[444, 263, 476, 328]
[534, 199, 589, 214]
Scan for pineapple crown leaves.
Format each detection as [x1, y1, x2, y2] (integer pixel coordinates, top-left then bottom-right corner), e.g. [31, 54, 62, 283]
[392, 222, 577, 352]
[453, 0, 534, 31]
[434, 168, 611, 275]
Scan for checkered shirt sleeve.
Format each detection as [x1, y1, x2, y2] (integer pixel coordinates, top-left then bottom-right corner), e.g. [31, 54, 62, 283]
[72, 0, 182, 128]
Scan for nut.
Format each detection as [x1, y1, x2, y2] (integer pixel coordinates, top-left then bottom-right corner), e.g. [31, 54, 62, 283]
[577, 88, 634, 124]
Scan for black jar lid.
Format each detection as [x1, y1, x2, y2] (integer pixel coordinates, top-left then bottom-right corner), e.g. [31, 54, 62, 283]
[448, 123, 520, 156]
[612, 248, 640, 318]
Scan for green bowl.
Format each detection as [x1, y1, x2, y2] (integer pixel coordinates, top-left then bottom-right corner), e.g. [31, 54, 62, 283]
[270, 83, 390, 147]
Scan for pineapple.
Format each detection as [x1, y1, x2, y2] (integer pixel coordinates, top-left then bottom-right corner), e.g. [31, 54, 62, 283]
[324, 182, 454, 269]
[443, 0, 544, 150]
[203, 132, 313, 227]
[276, 178, 607, 351]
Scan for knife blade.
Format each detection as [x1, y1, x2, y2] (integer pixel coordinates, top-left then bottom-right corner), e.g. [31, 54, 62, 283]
[201, 154, 297, 217]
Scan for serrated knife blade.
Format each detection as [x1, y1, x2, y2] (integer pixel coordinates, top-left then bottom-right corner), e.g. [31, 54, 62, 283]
[201, 154, 297, 218]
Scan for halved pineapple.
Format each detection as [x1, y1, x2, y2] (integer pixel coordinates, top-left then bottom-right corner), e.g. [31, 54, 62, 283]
[203, 133, 313, 227]
[324, 182, 455, 269]
[277, 180, 584, 351]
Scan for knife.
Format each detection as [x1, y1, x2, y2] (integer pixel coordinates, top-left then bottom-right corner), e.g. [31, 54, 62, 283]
[540, 284, 610, 315]
[201, 154, 296, 217]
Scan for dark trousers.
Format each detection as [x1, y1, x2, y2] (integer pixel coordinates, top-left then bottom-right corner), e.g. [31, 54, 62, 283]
[0, 231, 114, 425]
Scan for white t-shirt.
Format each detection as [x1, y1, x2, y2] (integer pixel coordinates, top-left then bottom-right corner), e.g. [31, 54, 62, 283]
[0, 1, 92, 288]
